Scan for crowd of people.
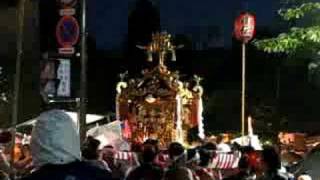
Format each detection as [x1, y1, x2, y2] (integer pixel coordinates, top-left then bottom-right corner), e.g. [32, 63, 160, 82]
[0, 109, 313, 180]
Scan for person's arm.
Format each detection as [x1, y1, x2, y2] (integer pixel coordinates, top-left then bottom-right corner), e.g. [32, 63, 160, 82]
[124, 167, 134, 180]
[187, 169, 195, 180]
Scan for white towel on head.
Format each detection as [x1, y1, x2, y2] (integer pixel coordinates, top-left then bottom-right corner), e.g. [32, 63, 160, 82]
[298, 175, 312, 180]
[31, 109, 81, 167]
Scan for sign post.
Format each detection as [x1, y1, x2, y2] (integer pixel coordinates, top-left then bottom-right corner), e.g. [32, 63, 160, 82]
[79, 0, 87, 144]
[234, 12, 256, 138]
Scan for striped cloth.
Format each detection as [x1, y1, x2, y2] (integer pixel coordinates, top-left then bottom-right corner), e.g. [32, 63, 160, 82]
[209, 152, 241, 169]
[115, 151, 135, 161]
[114, 151, 241, 170]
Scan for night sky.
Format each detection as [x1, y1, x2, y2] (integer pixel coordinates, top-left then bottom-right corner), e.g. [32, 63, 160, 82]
[82, 0, 320, 132]
[89, 0, 280, 50]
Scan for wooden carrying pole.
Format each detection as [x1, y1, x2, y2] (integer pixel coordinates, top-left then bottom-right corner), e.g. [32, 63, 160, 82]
[241, 43, 246, 138]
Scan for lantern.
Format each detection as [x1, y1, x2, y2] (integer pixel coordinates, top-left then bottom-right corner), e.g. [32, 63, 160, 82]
[234, 12, 256, 43]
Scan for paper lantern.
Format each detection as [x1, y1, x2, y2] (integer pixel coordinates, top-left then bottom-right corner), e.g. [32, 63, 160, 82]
[234, 12, 256, 43]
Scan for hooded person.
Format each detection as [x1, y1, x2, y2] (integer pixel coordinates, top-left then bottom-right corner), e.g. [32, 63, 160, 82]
[21, 109, 112, 180]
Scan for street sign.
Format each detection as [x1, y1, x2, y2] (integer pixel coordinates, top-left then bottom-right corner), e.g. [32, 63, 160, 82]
[56, 15, 80, 54]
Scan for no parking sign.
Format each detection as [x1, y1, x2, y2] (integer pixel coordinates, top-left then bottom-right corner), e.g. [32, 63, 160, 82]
[56, 16, 80, 54]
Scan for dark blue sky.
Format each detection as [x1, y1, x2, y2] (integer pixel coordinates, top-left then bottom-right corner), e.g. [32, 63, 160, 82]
[89, 0, 280, 50]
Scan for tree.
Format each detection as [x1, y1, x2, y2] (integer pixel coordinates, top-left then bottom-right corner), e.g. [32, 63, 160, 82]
[253, 1, 320, 129]
[254, 1, 320, 57]
[253, 0, 320, 101]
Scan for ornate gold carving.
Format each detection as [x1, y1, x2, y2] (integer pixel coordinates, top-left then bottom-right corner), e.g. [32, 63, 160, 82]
[116, 32, 203, 148]
[137, 32, 183, 70]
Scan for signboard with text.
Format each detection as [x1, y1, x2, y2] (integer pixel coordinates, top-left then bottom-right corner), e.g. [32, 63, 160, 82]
[57, 59, 71, 97]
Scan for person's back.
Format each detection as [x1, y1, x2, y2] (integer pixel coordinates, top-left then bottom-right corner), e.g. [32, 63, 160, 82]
[21, 161, 111, 180]
[163, 142, 194, 180]
[126, 142, 164, 180]
[259, 146, 289, 180]
[164, 166, 194, 180]
[260, 173, 288, 180]
[196, 143, 219, 180]
[126, 163, 163, 180]
[223, 147, 258, 180]
[82, 137, 110, 171]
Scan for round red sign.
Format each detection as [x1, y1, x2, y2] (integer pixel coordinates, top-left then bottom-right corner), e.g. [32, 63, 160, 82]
[56, 16, 80, 47]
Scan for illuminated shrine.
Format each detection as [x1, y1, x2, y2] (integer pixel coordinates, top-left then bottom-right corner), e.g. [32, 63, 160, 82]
[115, 32, 205, 147]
